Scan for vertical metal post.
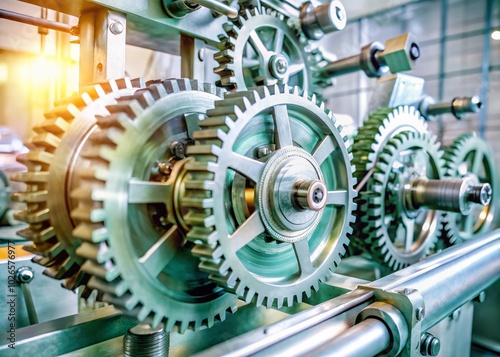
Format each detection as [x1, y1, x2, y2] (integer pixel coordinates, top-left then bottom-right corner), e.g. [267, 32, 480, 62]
[437, 0, 447, 142]
[180, 34, 206, 80]
[479, 0, 493, 139]
[357, 18, 367, 125]
[78, 9, 126, 87]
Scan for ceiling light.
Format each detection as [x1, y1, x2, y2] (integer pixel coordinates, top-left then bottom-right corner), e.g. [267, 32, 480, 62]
[492, 30, 500, 41]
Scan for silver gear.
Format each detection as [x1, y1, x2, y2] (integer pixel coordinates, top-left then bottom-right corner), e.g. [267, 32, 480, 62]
[441, 133, 496, 245]
[11, 78, 146, 293]
[73, 78, 237, 332]
[214, 7, 328, 92]
[184, 84, 357, 308]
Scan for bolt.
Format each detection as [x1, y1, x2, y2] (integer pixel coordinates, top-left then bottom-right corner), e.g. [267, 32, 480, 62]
[109, 21, 124, 35]
[276, 59, 288, 75]
[15, 266, 35, 284]
[157, 162, 172, 176]
[257, 147, 272, 158]
[170, 141, 186, 159]
[466, 183, 492, 206]
[410, 43, 420, 60]
[420, 333, 440, 356]
[313, 188, 324, 203]
[416, 307, 425, 321]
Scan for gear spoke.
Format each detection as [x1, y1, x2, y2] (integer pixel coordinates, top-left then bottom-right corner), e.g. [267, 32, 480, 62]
[326, 190, 348, 206]
[128, 179, 170, 204]
[138, 225, 183, 277]
[229, 211, 265, 251]
[242, 57, 261, 68]
[273, 104, 294, 148]
[287, 63, 306, 78]
[273, 28, 285, 53]
[228, 152, 266, 182]
[313, 136, 336, 165]
[293, 239, 314, 276]
[403, 218, 415, 252]
[471, 151, 484, 175]
[249, 30, 271, 58]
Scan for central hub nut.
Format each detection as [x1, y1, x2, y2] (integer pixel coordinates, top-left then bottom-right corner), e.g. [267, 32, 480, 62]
[294, 180, 328, 211]
[269, 54, 289, 79]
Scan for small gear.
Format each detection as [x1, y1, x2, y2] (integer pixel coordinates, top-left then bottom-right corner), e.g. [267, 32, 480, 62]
[214, 7, 327, 92]
[184, 84, 357, 308]
[441, 133, 496, 245]
[74, 78, 237, 332]
[11, 78, 146, 292]
[357, 131, 445, 270]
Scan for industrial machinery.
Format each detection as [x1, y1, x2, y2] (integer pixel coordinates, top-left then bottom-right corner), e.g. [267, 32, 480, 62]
[0, 0, 498, 356]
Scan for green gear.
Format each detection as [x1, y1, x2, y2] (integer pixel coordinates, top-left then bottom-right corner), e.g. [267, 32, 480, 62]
[183, 84, 356, 308]
[11, 78, 146, 293]
[441, 133, 496, 245]
[357, 131, 445, 270]
[73, 79, 237, 332]
[214, 7, 328, 92]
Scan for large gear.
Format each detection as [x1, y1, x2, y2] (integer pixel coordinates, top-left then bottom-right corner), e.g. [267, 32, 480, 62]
[441, 133, 496, 245]
[184, 84, 357, 308]
[74, 78, 237, 332]
[11, 78, 146, 292]
[356, 131, 445, 270]
[351, 106, 445, 270]
[214, 7, 327, 92]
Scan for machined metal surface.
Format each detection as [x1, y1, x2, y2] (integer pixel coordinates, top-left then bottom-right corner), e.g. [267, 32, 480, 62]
[10, 78, 146, 292]
[185, 84, 357, 308]
[75, 78, 237, 332]
[351, 106, 443, 270]
[300, 0, 347, 40]
[213, 7, 325, 92]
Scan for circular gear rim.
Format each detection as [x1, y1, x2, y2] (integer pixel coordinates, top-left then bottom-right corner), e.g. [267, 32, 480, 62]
[441, 132, 497, 245]
[10, 78, 146, 292]
[358, 130, 445, 270]
[74, 78, 238, 332]
[214, 7, 328, 92]
[184, 84, 357, 308]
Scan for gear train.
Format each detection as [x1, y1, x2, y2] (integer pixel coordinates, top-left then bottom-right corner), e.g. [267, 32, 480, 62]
[2, 0, 499, 356]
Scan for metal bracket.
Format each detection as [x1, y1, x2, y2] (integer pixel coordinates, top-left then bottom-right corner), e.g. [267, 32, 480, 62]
[358, 285, 425, 357]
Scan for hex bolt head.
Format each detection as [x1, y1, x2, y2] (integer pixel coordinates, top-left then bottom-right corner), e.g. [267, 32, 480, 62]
[109, 21, 124, 35]
[15, 266, 35, 284]
[416, 307, 425, 321]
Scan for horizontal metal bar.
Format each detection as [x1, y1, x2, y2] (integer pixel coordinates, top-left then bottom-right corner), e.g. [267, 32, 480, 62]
[308, 318, 391, 357]
[0, 8, 74, 34]
[0, 305, 137, 356]
[194, 289, 375, 357]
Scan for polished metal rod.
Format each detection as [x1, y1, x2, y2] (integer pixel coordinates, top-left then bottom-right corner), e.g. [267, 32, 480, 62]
[367, 228, 500, 331]
[308, 318, 391, 357]
[0, 9, 73, 33]
[188, 0, 238, 18]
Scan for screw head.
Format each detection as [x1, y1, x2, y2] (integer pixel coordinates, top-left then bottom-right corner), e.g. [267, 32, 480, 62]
[170, 141, 186, 159]
[109, 21, 124, 35]
[269, 55, 289, 79]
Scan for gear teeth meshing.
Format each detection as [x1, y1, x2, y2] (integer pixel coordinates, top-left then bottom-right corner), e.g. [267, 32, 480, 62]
[11, 77, 146, 291]
[71, 78, 237, 332]
[439, 133, 496, 246]
[354, 123, 444, 270]
[183, 84, 356, 309]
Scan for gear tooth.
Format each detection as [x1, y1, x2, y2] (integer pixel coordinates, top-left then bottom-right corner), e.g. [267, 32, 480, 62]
[255, 293, 264, 307]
